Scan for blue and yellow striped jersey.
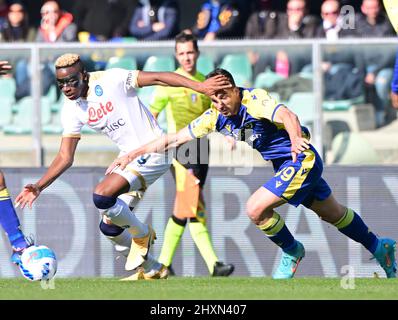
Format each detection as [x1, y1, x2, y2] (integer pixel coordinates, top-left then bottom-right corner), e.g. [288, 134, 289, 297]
[187, 88, 310, 161]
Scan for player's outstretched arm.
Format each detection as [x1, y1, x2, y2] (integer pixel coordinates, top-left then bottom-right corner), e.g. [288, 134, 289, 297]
[136, 71, 231, 96]
[15, 137, 79, 209]
[106, 126, 193, 174]
[273, 106, 310, 163]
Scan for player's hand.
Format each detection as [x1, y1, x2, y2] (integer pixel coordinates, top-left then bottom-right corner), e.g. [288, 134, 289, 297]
[105, 154, 132, 175]
[291, 137, 310, 163]
[224, 135, 237, 150]
[0, 61, 12, 75]
[15, 184, 41, 209]
[199, 75, 232, 96]
[391, 92, 398, 109]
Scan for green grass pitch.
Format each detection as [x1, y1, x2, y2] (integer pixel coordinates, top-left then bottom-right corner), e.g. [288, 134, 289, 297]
[0, 277, 397, 300]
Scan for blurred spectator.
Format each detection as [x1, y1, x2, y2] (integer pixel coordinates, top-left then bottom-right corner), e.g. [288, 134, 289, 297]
[362, 46, 396, 127]
[36, 0, 77, 42]
[322, 48, 366, 101]
[129, 0, 179, 40]
[73, 0, 137, 41]
[355, 0, 395, 38]
[391, 48, 398, 109]
[354, 0, 395, 127]
[0, 0, 8, 22]
[274, 0, 319, 39]
[244, 0, 280, 39]
[191, 0, 245, 41]
[315, 0, 356, 39]
[0, 1, 36, 42]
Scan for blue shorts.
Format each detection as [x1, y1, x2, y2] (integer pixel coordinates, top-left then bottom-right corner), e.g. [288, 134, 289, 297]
[263, 146, 332, 208]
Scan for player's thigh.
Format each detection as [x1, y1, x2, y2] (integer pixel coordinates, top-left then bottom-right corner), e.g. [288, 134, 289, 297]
[246, 186, 285, 222]
[94, 173, 130, 197]
[113, 152, 171, 193]
[309, 193, 346, 224]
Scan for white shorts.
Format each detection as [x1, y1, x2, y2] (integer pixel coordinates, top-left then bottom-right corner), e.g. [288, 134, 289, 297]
[113, 152, 171, 192]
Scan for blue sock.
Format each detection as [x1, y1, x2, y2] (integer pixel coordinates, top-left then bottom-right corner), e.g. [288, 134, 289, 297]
[0, 188, 28, 250]
[258, 212, 297, 252]
[335, 208, 378, 254]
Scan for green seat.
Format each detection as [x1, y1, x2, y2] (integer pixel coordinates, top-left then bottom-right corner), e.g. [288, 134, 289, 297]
[197, 55, 215, 75]
[137, 86, 155, 106]
[287, 92, 315, 127]
[0, 77, 16, 102]
[105, 56, 137, 70]
[254, 69, 284, 89]
[45, 84, 58, 104]
[323, 96, 365, 111]
[3, 97, 52, 135]
[0, 97, 13, 129]
[43, 108, 63, 134]
[143, 55, 175, 72]
[330, 132, 379, 164]
[219, 54, 252, 86]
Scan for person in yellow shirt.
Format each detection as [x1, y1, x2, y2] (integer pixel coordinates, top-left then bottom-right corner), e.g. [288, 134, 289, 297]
[149, 31, 234, 276]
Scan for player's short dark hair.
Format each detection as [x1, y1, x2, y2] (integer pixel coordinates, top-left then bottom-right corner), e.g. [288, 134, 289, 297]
[175, 31, 199, 52]
[206, 68, 236, 86]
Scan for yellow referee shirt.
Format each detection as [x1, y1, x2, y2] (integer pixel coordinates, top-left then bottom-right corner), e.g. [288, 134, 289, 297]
[149, 68, 211, 133]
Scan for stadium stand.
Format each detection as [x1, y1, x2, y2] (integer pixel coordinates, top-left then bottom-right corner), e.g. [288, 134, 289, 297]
[105, 56, 137, 70]
[219, 53, 252, 87]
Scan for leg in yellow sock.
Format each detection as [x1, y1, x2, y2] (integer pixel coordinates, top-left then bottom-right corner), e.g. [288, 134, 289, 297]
[158, 216, 186, 267]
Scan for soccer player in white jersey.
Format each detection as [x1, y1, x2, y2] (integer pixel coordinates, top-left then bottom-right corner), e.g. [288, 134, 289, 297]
[15, 53, 230, 280]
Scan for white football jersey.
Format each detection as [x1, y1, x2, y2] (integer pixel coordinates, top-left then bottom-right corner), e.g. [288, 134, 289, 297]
[61, 68, 164, 154]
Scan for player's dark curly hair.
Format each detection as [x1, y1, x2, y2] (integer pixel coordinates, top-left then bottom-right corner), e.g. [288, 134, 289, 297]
[206, 68, 236, 86]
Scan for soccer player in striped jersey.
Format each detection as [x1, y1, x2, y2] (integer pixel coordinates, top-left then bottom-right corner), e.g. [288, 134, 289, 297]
[107, 68, 397, 279]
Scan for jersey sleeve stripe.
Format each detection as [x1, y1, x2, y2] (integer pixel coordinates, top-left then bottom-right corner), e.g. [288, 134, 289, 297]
[62, 134, 81, 139]
[271, 104, 284, 122]
[187, 124, 197, 139]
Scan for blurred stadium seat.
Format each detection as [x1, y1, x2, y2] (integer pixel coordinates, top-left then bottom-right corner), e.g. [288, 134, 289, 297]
[0, 77, 16, 102]
[143, 55, 175, 72]
[105, 56, 137, 70]
[3, 97, 51, 135]
[0, 97, 14, 130]
[329, 132, 379, 164]
[254, 68, 284, 89]
[287, 92, 315, 129]
[197, 55, 215, 75]
[219, 54, 252, 87]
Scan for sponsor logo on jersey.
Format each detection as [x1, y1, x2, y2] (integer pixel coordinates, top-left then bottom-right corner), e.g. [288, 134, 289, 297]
[102, 118, 126, 134]
[191, 93, 197, 103]
[95, 85, 103, 96]
[88, 101, 114, 123]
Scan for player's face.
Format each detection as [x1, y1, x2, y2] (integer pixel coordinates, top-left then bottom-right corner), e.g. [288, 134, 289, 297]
[175, 41, 198, 75]
[56, 65, 86, 100]
[210, 87, 241, 117]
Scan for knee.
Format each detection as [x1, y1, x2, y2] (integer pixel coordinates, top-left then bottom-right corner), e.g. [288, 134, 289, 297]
[93, 193, 117, 210]
[99, 219, 124, 236]
[246, 201, 271, 225]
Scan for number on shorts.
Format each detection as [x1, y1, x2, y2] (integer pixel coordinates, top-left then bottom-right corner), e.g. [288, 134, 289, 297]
[275, 166, 296, 181]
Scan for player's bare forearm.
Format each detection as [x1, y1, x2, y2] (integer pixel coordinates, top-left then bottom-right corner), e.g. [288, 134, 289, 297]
[137, 71, 231, 96]
[274, 106, 309, 161]
[106, 127, 193, 174]
[128, 127, 192, 160]
[35, 137, 79, 191]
